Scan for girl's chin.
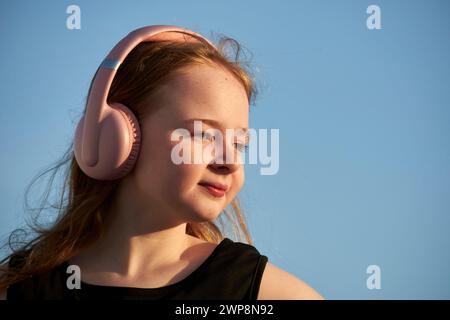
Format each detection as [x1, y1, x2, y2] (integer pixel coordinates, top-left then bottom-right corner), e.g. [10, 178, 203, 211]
[187, 208, 222, 223]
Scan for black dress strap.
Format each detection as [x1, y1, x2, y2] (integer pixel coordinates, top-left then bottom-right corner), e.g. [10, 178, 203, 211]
[168, 238, 269, 300]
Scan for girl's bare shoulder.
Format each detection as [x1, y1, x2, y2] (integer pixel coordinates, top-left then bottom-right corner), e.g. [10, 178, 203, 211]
[257, 262, 324, 300]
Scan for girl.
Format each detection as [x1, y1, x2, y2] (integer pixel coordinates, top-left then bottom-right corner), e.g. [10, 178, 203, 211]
[0, 25, 323, 300]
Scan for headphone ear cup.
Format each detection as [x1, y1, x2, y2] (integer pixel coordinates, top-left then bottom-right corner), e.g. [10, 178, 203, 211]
[109, 102, 142, 179]
[74, 102, 141, 180]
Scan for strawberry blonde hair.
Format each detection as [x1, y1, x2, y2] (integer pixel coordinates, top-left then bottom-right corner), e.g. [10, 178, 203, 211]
[0, 32, 259, 292]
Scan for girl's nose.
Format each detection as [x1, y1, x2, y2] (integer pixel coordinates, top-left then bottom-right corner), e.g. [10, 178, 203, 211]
[207, 142, 241, 174]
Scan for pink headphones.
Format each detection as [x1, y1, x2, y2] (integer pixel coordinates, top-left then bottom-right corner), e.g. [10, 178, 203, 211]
[74, 25, 217, 180]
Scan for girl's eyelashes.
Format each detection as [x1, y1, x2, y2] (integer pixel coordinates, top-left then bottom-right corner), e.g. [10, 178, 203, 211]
[234, 142, 249, 153]
[192, 131, 249, 152]
[193, 131, 215, 142]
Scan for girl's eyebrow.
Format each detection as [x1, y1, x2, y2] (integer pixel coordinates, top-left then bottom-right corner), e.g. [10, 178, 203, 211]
[181, 118, 250, 142]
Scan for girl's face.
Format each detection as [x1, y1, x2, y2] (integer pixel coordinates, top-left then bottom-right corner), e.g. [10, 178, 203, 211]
[130, 63, 249, 224]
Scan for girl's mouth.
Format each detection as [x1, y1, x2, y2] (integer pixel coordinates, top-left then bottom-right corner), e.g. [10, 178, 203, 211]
[198, 182, 228, 198]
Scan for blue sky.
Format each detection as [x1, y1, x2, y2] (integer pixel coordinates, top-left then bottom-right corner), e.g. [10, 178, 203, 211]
[1, 0, 449, 299]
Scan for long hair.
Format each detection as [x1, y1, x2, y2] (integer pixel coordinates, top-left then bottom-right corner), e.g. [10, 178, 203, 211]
[0, 32, 259, 292]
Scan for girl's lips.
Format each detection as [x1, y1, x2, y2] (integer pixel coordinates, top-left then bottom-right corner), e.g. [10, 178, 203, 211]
[198, 182, 228, 198]
[198, 181, 228, 191]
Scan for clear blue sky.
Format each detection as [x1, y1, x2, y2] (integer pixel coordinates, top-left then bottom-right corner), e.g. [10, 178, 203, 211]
[1, 0, 449, 299]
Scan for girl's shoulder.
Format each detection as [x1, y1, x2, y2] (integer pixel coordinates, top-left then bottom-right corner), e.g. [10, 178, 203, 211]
[257, 262, 324, 300]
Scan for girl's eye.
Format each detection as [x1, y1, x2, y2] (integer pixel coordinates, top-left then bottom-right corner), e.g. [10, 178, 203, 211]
[194, 131, 215, 142]
[234, 143, 249, 153]
[194, 132, 248, 152]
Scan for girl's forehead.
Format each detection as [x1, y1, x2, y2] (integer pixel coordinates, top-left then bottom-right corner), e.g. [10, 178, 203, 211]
[164, 64, 248, 101]
[152, 64, 249, 122]
[138, 62, 249, 135]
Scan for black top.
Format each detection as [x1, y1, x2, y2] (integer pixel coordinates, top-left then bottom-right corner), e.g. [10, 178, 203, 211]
[6, 238, 269, 300]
